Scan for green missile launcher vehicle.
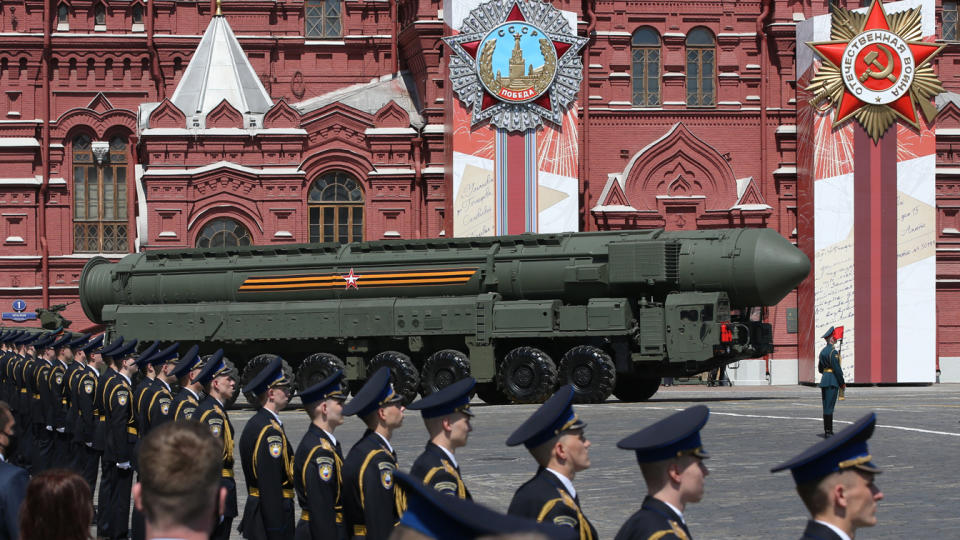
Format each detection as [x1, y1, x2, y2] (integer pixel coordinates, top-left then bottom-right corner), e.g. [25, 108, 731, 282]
[79, 227, 810, 405]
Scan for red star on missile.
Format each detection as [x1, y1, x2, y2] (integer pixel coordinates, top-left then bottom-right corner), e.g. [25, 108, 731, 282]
[810, 0, 942, 125]
[455, 2, 574, 112]
[343, 268, 361, 289]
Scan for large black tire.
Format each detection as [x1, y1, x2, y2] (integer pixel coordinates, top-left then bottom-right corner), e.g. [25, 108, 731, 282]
[612, 374, 660, 402]
[368, 351, 420, 405]
[475, 382, 510, 405]
[420, 349, 471, 396]
[297, 353, 346, 393]
[496, 346, 557, 404]
[559, 345, 616, 404]
[241, 354, 294, 407]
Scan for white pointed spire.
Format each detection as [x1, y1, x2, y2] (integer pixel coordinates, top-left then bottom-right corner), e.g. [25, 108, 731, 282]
[169, 12, 272, 127]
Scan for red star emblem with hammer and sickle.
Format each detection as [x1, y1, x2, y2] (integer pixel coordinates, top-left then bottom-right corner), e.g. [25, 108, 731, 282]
[456, 3, 574, 113]
[809, 0, 943, 127]
[343, 268, 361, 289]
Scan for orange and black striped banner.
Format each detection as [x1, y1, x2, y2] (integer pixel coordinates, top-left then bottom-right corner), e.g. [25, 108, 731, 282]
[237, 267, 478, 292]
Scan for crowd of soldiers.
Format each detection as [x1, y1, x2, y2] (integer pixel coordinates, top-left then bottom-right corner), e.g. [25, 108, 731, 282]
[0, 328, 883, 540]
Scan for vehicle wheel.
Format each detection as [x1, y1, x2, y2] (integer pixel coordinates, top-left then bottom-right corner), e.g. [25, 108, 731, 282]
[612, 374, 660, 402]
[559, 345, 616, 404]
[368, 351, 420, 405]
[241, 354, 294, 407]
[297, 353, 346, 393]
[475, 382, 510, 405]
[420, 349, 471, 396]
[496, 346, 557, 404]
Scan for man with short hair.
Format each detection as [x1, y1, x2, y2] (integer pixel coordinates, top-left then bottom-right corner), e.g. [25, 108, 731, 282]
[342, 367, 406, 540]
[407, 377, 476, 499]
[96, 336, 124, 539]
[133, 421, 226, 540]
[772, 413, 884, 540]
[238, 356, 296, 540]
[818, 327, 845, 437]
[193, 350, 238, 540]
[64, 333, 91, 473]
[506, 385, 596, 540]
[170, 345, 203, 421]
[614, 406, 711, 540]
[31, 334, 56, 472]
[293, 370, 348, 540]
[0, 400, 28, 540]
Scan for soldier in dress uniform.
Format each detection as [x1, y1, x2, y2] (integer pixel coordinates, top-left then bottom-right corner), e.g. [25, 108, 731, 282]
[392, 470, 578, 540]
[819, 327, 845, 437]
[238, 356, 296, 540]
[193, 349, 239, 540]
[102, 338, 140, 540]
[48, 333, 76, 469]
[771, 413, 884, 540]
[95, 336, 124, 540]
[64, 333, 90, 473]
[407, 377, 475, 499]
[614, 406, 711, 540]
[293, 370, 348, 540]
[132, 342, 180, 540]
[74, 335, 104, 494]
[21, 333, 46, 472]
[131, 342, 160, 436]
[506, 385, 597, 540]
[341, 367, 406, 540]
[31, 334, 57, 472]
[170, 345, 203, 421]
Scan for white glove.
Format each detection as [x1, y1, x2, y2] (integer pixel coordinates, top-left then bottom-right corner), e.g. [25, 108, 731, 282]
[85, 442, 93, 448]
[55, 427, 65, 433]
[45, 425, 53, 431]
[117, 461, 132, 470]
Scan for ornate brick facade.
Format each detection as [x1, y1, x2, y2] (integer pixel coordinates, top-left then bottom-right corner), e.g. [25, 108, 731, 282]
[1, 0, 958, 374]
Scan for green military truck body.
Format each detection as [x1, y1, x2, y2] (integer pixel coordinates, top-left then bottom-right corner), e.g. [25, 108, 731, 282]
[79, 227, 810, 404]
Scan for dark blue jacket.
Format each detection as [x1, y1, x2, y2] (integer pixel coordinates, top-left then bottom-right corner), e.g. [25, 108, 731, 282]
[615, 495, 692, 540]
[0, 459, 29, 540]
[818, 344, 845, 388]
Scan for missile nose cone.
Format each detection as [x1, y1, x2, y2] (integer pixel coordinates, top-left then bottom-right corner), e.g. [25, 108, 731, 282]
[752, 230, 810, 305]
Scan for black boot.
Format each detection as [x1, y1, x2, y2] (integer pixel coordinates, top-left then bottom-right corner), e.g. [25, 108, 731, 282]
[824, 414, 834, 437]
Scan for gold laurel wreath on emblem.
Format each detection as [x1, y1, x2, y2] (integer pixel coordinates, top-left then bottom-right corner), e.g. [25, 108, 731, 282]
[806, 3, 944, 141]
[478, 38, 557, 97]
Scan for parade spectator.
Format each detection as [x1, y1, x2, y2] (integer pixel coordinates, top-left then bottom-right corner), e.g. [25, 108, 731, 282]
[0, 401, 28, 540]
[133, 421, 225, 540]
[19, 469, 93, 540]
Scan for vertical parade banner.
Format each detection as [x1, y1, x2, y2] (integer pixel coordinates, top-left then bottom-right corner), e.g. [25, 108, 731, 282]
[444, 0, 585, 237]
[797, 0, 942, 384]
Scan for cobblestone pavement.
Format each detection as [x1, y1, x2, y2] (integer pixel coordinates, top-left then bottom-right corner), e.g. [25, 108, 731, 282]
[210, 384, 959, 539]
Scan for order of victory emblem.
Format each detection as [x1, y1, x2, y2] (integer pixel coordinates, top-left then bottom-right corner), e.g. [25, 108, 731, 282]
[806, 0, 944, 141]
[443, 0, 588, 131]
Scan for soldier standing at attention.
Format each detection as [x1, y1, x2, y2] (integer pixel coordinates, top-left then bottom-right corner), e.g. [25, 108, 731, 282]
[47, 334, 75, 469]
[62, 333, 90, 473]
[293, 370, 348, 540]
[506, 385, 597, 540]
[132, 342, 180, 540]
[74, 335, 104, 495]
[238, 356, 296, 540]
[132, 342, 160, 434]
[614, 406, 711, 540]
[771, 413, 884, 540]
[193, 350, 238, 540]
[819, 327, 845, 437]
[94, 337, 124, 539]
[103, 339, 140, 540]
[170, 345, 203, 421]
[31, 335, 55, 472]
[341, 367, 406, 540]
[407, 377, 476, 499]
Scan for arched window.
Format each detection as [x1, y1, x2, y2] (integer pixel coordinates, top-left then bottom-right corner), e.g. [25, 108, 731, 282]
[94, 3, 106, 26]
[132, 4, 143, 25]
[305, 0, 341, 37]
[73, 134, 129, 253]
[308, 171, 363, 244]
[686, 27, 715, 107]
[631, 27, 661, 107]
[57, 3, 69, 29]
[196, 218, 252, 248]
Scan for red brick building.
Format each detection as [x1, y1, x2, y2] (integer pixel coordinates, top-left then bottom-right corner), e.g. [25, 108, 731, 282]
[1, 0, 959, 381]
